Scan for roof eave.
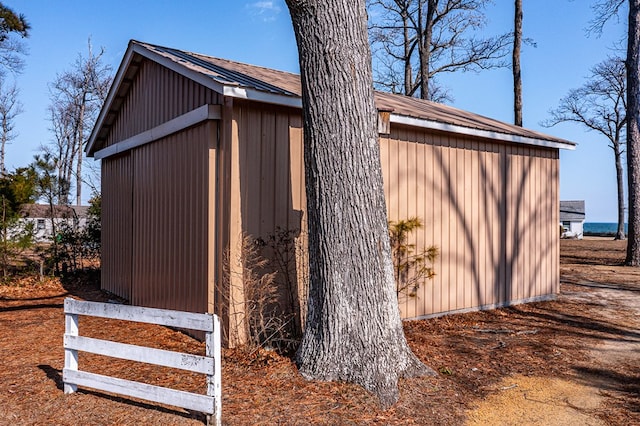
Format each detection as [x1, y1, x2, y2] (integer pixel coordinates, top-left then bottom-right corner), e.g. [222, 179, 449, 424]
[86, 42, 302, 156]
[87, 41, 575, 156]
[138, 42, 302, 108]
[86, 42, 139, 156]
[389, 114, 577, 150]
[222, 86, 302, 108]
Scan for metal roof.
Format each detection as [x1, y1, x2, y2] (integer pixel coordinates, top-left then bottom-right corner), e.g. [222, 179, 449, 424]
[560, 200, 586, 221]
[20, 204, 89, 219]
[151, 44, 298, 97]
[87, 40, 577, 155]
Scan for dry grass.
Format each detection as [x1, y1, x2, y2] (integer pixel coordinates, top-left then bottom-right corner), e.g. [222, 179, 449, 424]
[0, 240, 638, 425]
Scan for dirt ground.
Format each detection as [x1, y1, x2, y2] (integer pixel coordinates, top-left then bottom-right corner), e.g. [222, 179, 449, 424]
[0, 238, 638, 425]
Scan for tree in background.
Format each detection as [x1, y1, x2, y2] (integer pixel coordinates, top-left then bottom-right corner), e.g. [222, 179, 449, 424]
[0, 166, 36, 277]
[590, 0, 640, 264]
[544, 56, 627, 240]
[32, 153, 65, 275]
[626, 1, 640, 264]
[367, 0, 510, 101]
[512, 0, 523, 126]
[46, 39, 111, 205]
[0, 4, 28, 177]
[285, 0, 435, 407]
[57, 192, 101, 272]
[29, 154, 100, 275]
[0, 3, 29, 75]
[83, 193, 100, 260]
[0, 80, 21, 174]
[0, 3, 31, 176]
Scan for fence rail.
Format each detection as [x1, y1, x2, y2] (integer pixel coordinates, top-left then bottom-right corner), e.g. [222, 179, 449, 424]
[63, 298, 221, 425]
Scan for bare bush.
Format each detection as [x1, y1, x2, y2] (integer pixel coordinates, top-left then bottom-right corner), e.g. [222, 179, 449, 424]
[259, 227, 309, 338]
[220, 233, 296, 353]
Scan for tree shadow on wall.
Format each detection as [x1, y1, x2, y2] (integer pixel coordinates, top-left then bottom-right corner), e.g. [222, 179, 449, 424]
[429, 140, 558, 311]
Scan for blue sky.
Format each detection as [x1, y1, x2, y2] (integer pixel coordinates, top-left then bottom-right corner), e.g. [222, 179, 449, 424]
[5, 1, 627, 221]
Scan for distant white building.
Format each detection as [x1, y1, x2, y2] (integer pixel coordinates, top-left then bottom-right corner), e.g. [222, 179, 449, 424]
[19, 204, 89, 242]
[560, 200, 585, 239]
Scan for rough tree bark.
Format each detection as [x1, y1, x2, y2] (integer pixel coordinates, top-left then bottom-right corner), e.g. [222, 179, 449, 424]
[627, 0, 640, 264]
[285, 0, 435, 407]
[513, 0, 523, 126]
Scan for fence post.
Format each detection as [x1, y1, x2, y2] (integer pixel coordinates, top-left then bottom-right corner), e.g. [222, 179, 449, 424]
[206, 314, 222, 426]
[63, 299, 78, 394]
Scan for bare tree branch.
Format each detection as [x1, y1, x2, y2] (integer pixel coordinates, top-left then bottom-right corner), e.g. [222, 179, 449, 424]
[368, 0, 510, 101]
[543, 55, 627, 240]
[588, 0, 626, 36]
[47, 39, 112, 205]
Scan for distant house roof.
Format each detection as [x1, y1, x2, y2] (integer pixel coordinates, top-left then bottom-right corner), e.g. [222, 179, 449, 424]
[560, 200, 585, 222]
[86, 40, 577, 156]
[20, 204, 89, 219]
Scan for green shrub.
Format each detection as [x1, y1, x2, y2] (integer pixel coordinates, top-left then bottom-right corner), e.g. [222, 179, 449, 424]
[388, 217, 438, 298]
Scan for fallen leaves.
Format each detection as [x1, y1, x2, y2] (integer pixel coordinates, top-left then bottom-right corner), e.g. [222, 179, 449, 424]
[0, 240, 637, 424]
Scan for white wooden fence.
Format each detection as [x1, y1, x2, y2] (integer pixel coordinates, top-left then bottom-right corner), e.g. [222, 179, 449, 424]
[63, 298, 221, 426]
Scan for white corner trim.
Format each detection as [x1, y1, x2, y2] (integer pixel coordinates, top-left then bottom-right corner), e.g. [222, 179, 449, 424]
[390, 114, 577, 150]
[222, 86, 302, 108]
[94, 104, 221, 160]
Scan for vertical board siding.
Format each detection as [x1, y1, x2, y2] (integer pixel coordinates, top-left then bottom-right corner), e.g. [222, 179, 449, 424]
[231, 101, 308, 335]
[105, 60, 221, 148]
[101, 154, 133, 299]
[131, 123, 211, 315]
[100, 58, 219, 320]
[382, 127, 559, 319]
[236, 102, 305, 239]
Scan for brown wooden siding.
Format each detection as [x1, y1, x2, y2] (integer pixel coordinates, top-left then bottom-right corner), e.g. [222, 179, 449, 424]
[380, 126, 559, 319]
[225, 100, 307, 344]
[235, 101, 305, 239]
[227, 103, 559, 324]
[104, 60, 222, 149]
[130, 123, 212, 313]
[94, 45, 570, 343]
[101, 153, 133, 299]
[101, 123, 214, 315]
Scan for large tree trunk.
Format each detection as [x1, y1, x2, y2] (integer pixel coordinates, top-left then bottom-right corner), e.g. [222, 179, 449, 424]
[614, 142, 626, 240]
[626, 0, 640, 265]
[285, 0, 435, 407]
[513, 0, 523, 126]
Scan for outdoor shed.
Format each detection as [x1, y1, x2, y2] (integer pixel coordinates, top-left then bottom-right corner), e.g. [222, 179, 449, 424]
[19, 204, 89, 243]
[560, 200, 585, 239]
[86, 40, 576, 344]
